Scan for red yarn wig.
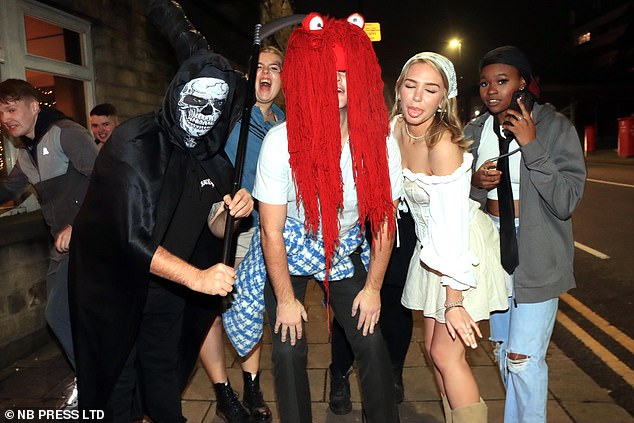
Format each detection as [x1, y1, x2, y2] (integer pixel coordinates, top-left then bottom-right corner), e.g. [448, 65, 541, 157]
[282, 13, 396, 284]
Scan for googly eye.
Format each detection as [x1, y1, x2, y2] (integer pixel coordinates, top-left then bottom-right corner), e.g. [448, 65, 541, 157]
[347, 13, 365, 29]
[308, 15, 324, 30]
[302, 13, 324, 31]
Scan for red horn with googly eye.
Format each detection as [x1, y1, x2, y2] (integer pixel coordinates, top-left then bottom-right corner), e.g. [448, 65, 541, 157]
[302, 12, 324, 31]
[347, 13, 365, 29]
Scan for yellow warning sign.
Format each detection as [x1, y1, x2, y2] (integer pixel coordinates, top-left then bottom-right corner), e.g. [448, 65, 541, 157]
[364, 22, 381, 42]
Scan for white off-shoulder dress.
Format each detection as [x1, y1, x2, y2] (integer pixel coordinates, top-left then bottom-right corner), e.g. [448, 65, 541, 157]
[401, 153, 510, 323]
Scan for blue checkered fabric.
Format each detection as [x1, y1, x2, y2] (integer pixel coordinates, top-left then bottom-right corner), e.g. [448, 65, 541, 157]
[223, 217, 370, 356]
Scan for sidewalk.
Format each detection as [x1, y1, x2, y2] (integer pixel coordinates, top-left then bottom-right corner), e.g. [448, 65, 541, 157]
[1, 280, 633, 422]
[585, 148, 634, 166]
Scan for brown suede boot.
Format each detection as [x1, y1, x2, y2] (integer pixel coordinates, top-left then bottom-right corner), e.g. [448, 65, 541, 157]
[451, 398, 487, 423]
[441, 393, 452, 423]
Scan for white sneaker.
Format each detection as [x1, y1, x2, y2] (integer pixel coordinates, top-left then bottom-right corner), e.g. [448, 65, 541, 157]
[61, 378, 78, 409]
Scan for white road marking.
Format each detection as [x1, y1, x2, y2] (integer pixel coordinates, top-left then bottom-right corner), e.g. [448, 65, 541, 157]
[557, 310, 634, 388]
[561, 293, 634, 355]
[574, 241, 610, 259]
[587, 178, 634, 188]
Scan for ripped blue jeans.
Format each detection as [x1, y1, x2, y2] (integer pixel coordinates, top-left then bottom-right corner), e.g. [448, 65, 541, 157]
[490, 296, 559, 423]
[488, 213, 559, 423]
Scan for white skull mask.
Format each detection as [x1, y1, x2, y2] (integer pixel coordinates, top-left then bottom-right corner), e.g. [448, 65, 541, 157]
[177, 77, 229, 139]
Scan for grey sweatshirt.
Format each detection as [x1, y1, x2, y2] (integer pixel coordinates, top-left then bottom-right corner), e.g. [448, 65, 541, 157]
[465, 103, 586, 303]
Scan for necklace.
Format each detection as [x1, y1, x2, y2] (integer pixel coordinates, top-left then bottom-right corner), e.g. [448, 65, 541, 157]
[404, 122, 427, 141]
[401, 117, 444, 143]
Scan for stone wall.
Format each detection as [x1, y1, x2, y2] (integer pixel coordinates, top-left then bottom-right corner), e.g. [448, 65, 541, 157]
[0, 212, 50, 368]
[45, 0, 178, 120]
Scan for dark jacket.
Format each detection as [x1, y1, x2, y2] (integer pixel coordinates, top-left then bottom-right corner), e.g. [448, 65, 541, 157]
[69, 49, 243, 408]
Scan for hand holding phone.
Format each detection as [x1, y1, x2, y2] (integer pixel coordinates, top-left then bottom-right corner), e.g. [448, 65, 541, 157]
[510, 90, 535, 113]
[503, 90, 535, 126]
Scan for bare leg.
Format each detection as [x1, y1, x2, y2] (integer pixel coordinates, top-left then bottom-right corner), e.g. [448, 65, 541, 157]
[240, 342, 262, 374]
[199, 312, 263, 377]
[200, 315, 228, 383]
[423, 316, 446, 395]
[430, 319, 480, 409]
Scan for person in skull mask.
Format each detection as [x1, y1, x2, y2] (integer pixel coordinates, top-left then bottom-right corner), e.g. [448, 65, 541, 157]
[68, 3, 251, 421]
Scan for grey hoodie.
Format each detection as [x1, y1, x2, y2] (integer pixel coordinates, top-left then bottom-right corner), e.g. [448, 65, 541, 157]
[0, 108, 97, 238]
[465, 102, 586, 303]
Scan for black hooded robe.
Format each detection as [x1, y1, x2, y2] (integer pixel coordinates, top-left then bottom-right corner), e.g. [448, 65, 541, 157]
[69, 49, 243, 413]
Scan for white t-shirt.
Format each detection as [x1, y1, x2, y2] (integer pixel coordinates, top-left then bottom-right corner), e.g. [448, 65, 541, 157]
[474, 116, 521, 200]
[253, 122, 403, 236]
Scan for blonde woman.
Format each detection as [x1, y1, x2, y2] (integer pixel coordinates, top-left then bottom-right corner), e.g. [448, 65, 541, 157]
[390, 52, 509, 423]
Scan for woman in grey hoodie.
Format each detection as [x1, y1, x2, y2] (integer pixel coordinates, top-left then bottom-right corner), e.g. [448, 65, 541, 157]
[466, 46, 586, 423]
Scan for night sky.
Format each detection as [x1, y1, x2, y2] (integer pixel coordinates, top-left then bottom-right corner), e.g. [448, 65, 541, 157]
[178, 0, 624, 101]
[292, 0, 584, 99]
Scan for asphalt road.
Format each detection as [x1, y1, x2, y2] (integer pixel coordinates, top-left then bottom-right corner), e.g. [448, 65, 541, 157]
[552, 160, 634, 416]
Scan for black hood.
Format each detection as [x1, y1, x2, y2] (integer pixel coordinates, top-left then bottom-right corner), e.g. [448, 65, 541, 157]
[156, 49, 240, 161]
[21, 107, 67, 149]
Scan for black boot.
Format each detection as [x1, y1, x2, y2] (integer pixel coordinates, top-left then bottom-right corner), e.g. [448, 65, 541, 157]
[213, 380, 250, 423]
[242, 371, 272, 423]
[329, 364, 352, 415]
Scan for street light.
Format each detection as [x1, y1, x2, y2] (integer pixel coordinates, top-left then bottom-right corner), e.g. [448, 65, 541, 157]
[447, 38, 466, 122]
[448, 38, 462, 60]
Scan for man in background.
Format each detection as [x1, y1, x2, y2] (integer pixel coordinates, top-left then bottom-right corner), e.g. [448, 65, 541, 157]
[0, 78, 98, 409]
[89, 103, 118, 148]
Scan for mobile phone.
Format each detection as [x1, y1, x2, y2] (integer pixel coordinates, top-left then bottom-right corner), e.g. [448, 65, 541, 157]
[509, 90, 535, 113]
[503, 90, 535, 127]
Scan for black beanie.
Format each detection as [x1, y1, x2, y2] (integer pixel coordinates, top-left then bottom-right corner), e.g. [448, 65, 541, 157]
[479, 46, 532, 83]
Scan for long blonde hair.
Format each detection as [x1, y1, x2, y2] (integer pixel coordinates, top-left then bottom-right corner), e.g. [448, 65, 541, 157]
[390, 56, 471, 150]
